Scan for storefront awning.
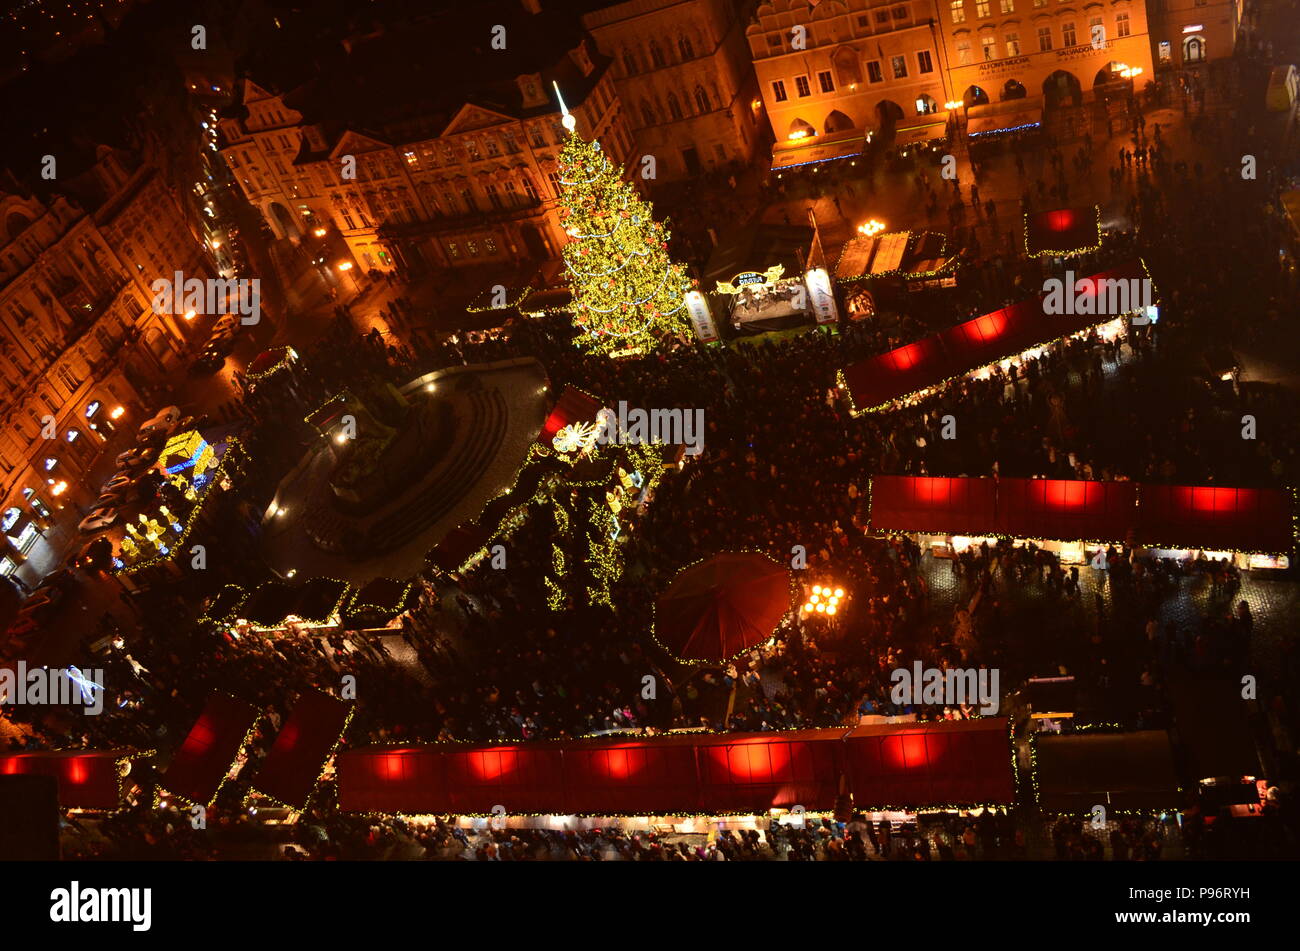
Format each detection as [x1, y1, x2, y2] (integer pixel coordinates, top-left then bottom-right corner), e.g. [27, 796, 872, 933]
[967, 106, 1042, 138]
[771, 131, 865, 170]
[893, 120, 947, 148]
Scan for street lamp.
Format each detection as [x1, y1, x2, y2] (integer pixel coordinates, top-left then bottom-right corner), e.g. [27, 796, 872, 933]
[336, 260, 359, 294]
[801, 583, 846, 617]
[857, 219, 887, 237]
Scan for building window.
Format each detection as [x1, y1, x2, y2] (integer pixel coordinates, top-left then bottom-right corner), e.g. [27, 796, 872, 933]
[875, 10, 889, 23]
[465, 239, 479, 256]
[772, 80, 788, 102]
[649, 40, 665, 67]
[485, 183, 502, 209]
[951, 0, 965, 21]
[678, 35, 694, 59]
[485, 235, 498, 254]
[1005, 32, 1020, 56]
[667, 92, 683, 118]
[695, 85, 711, 111]
[956, 40, 972, 64]
[1089, 16, 1104, 44]
[975, 0, 990, 17]
[1037, 26, 1052, 50]
[892, 6, 908, 18]
[795, 75, 811, 97]
[857, 14, 870, 26]
[623, 50, 640, 75]
[999, 0, 1014, 11]
[917, 50, 934, 73]
[528, 125, 546, 148]
[818, 70, 835, 92]
[1158, 40, 1171, 63]
[1061, 22, 1076, 46]
[403, 150, 418, 167]
[460, 188, 476, 213]
[891, 55, 908, 78]
[1116, 12, 1130, 36]
[866, 60, 884, 82]
[981, 36, 997, 60]
[446, 241, 460, 259]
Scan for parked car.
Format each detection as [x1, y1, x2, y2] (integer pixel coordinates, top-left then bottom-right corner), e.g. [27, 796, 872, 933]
[138, 406, 183, 438]
[190, 350, 226, 375]
[77, 506, 118, 535]
[102, 472, 135, 494]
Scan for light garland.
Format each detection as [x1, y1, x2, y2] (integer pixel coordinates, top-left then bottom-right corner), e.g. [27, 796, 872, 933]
[1023, 205, 1103, 259]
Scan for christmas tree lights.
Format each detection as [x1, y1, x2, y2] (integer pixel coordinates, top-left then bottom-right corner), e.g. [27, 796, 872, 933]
[556, 124, 692, 355]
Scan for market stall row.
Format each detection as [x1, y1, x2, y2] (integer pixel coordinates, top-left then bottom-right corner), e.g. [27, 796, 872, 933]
[867, 476, 1294, 560]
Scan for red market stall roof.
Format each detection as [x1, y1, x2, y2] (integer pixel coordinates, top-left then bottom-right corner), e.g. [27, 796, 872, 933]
[994, 477, 1138, 543]
[1136, 484, 1294, 554]
[160, 693, 260, 807]
[1034, 731, 1180, 812]
[840, 262, 1146, 413]
[559, 735, 704, 815]
[250, 690, 353, 809]
[867, 476, 1293, 555]
[538, 385, 604, 446]
[868, 476, 998, 536]
[692, 730, 844, 813]
[1024, 206, 1101, 257]
[843, 718, 1015, 807]
[0, 750, 131, 810]
[337, 722, 1008, 816]
[654, 552, 793, 664]
[839, 336, 951, 414]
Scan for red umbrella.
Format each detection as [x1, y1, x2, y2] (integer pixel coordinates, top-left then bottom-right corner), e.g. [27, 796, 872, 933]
[654, 553, 794, 664]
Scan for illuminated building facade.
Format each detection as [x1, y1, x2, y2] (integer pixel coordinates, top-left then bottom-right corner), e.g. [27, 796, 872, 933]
[217, 4, 635, 276]
[582, 0, 765, 180]
[0, 147, 208, 580]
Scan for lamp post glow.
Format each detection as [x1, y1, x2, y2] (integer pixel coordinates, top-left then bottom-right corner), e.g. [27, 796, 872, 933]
[336, 260, 359, 294]
[801, 583, 845, 617]
[857, 219, 886, 237]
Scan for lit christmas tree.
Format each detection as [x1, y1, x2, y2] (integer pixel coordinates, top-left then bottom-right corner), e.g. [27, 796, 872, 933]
[555, 100, 693, 356]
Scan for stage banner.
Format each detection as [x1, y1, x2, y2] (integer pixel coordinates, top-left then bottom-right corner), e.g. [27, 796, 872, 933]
[805, 268, 839, 325]
[684, 290, 719, 343]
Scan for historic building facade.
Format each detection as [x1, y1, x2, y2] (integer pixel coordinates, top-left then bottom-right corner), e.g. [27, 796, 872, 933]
[219, 35, 633, 276]
[747, 0, 953, 160]
[0, 148, 209, 579]
[936, 0, 1153, 109]
[1145, 0, 1239, 70]
[583, 0, 765, 180]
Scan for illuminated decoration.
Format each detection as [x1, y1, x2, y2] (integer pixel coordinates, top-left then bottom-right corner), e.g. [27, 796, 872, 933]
[552, 419, 602, 456]
[714, 264, 786, 296]
[1024, 205, 1103, 258]
[801, 583, 846, 616]
[467, 284, 530, 313]
[245, 346, 297, 384]
[839, 261, 1153, 415]
[198, 584, 250, 625]
[161, 429, 215, 477]
[857, 219, 887, 238]
[556, 118, 693, 355]
[117, 438, 247, 574]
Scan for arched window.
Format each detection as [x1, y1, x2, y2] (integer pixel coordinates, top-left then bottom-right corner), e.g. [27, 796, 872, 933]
[640, 99, 657, 126]
[623, 49, 640, 74]
[678, 34, 695, 60]
[667, 92, 682, 120]
[694, 85, 711, 112]
[649, 40, 666, 68]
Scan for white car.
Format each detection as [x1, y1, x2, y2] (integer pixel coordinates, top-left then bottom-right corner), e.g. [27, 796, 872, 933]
[77, 507, 118, 535]
[138, 406, 183, 438]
